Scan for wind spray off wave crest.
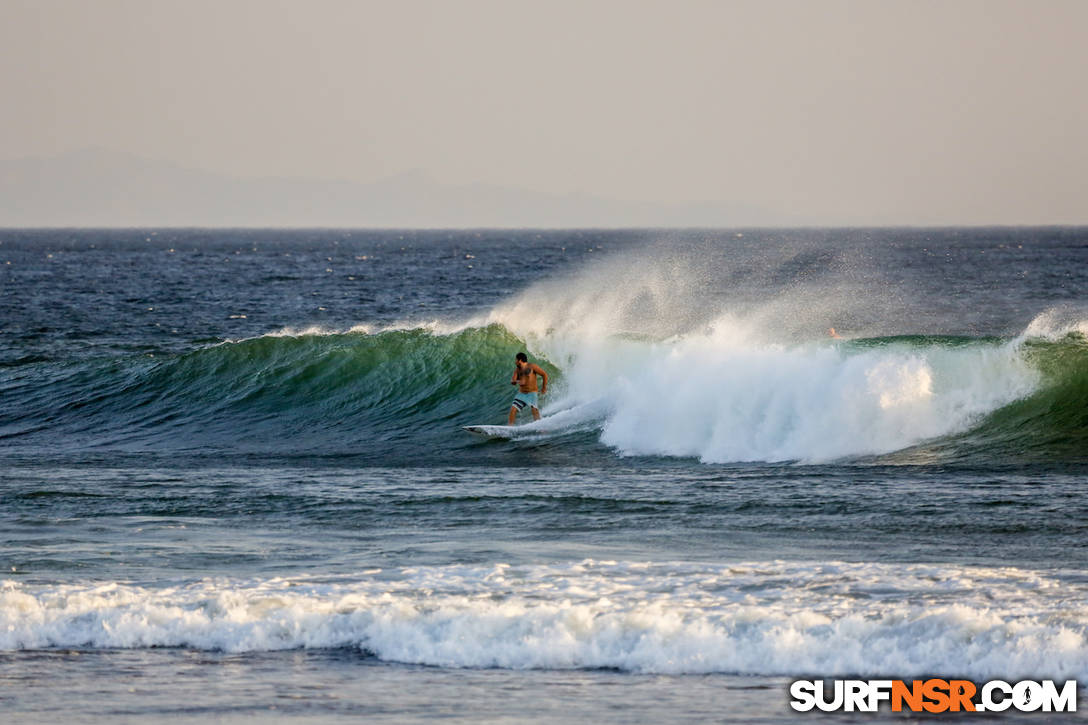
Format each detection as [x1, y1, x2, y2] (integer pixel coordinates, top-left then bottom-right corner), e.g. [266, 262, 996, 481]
[487, 241, 1051, 462]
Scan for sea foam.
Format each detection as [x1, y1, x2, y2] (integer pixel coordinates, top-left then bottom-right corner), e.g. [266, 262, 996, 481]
[3, 561, 1086, 680]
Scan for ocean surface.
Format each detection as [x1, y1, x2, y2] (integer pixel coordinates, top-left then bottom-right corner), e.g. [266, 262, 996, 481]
[1, 227, 1086, 723]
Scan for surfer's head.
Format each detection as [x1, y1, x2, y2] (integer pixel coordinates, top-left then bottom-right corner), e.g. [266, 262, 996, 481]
[516, 352, 528, 363]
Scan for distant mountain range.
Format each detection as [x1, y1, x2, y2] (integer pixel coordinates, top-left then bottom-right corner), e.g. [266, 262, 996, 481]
[0, 149, 793, 228]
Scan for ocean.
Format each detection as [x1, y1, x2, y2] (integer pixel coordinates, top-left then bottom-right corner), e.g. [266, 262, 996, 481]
[1, 227, 1086, 722]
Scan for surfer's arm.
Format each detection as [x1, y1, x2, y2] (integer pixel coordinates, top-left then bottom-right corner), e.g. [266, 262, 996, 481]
[532, 364, 548, 393]
[511, 368, 518, 385]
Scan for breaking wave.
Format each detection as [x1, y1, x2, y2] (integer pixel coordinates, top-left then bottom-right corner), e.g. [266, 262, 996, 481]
[3, 560, 1086, 679]
[1, 315, 1085, 463]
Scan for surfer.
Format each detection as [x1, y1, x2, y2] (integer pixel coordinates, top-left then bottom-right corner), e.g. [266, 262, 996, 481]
[509, 352, 547, 425]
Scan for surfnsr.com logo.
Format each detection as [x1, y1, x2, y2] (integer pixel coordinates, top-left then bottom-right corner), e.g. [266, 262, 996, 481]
[789, 679, 1077, 713]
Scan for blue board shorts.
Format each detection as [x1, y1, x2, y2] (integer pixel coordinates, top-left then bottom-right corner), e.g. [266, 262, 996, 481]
[511, 391, 539, 411]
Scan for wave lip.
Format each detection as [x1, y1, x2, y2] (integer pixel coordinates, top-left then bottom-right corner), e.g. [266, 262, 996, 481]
[3, 560, 1086, 680]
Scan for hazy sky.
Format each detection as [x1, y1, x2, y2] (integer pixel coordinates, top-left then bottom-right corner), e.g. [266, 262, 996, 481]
[2, 0, 1086, 225]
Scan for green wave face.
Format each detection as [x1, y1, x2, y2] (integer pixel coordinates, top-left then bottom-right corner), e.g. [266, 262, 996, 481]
[1, 325, 546, 456]
[940, 334, 1088, 461]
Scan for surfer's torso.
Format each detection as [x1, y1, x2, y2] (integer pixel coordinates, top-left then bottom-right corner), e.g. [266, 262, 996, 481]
[514, 364, 539, 393]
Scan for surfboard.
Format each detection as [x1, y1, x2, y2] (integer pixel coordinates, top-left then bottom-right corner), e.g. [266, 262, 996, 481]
[462, 424, 518, 439]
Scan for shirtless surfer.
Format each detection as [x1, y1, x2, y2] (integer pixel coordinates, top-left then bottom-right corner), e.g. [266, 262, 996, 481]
[509, 352, 548, 425]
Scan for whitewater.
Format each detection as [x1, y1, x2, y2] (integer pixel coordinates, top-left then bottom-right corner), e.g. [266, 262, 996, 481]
[5, 560, 1088, 681]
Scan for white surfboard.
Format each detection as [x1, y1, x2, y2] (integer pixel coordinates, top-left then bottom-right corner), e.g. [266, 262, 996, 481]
[462, 403, 602, 440]
[462, 424, 519, 439]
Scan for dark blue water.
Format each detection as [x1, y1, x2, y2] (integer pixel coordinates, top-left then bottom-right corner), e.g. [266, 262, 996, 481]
[1, 228, 1086, 722]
